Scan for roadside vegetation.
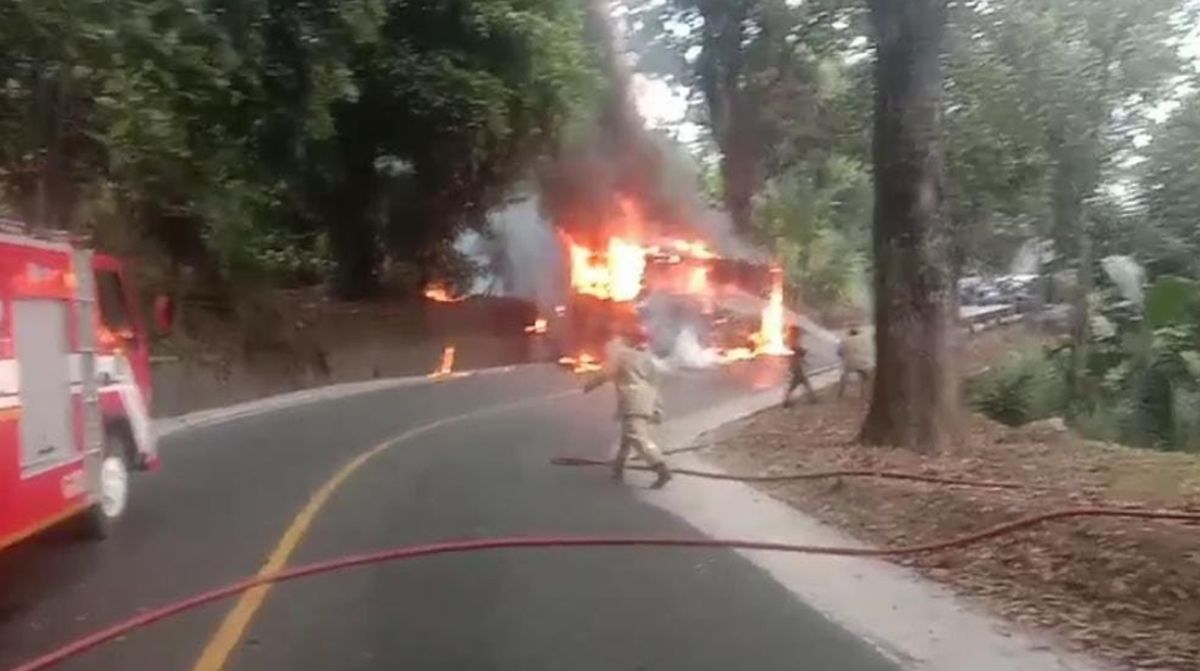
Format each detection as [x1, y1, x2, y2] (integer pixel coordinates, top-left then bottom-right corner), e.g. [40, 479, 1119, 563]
[3, 0, 1199, 451]
[0, 0, 598, 299]
[973, 274, 1200, 450]
[627, 0, 1200, 452]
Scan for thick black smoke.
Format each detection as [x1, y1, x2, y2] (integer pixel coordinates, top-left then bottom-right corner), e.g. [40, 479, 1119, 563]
[537, 0, 686, 245]
[467, 0, 770, 353]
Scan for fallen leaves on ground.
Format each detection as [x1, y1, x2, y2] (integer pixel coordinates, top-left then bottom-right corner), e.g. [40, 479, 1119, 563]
[704, 328, 1200, 671]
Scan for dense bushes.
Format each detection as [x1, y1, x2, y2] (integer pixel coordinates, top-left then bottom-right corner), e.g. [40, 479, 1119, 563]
[0, 0, 596, 298]
[972, 276, 1200, 451]
[971, 349, 1068, 427]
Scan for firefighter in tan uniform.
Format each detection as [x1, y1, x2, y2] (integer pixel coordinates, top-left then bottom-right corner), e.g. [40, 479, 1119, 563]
[583, 323, 674, 488]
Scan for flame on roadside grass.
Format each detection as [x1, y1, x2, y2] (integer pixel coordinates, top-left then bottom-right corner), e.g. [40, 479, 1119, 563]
[524, 318, 548, 335]
[559, 352, 602, 374]
[429, 345, 456, 378]
[424, 284, 463, 303]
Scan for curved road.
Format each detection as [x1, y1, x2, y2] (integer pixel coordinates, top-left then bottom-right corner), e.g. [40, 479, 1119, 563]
[0, 360, 897, 671]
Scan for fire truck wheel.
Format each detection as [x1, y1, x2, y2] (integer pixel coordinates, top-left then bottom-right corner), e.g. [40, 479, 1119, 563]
[78, 432, 133, 539]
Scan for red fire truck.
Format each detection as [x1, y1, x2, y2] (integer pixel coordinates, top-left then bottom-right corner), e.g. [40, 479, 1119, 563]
[0, 220, 164, 551]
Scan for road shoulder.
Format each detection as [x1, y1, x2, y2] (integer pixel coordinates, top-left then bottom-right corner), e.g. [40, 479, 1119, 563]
[154, 364, 525, 438]
[640, 376, 1111, 671]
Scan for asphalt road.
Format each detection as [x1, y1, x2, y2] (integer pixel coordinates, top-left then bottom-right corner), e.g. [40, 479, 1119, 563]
[0, 360, 898, 671]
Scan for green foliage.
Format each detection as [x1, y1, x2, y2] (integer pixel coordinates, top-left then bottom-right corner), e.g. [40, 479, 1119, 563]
[998, 275, 1200, 450]
[972, 277, 1199, 450]
[752, 154, 870, 308]
[624, 0, 862, 231]
[1079, 274, 1200, 450]
[943, 3, 1052, 272]
[1141, 95, 1200, 278]
[971, 349, 1070, 427]
[939, 0, 1193, 277]
[1146, 276, 1200, 328]
[0, 0, 597, 297]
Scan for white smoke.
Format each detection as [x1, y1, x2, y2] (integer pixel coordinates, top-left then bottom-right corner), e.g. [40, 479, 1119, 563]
[665, 326, 722, 370]
[456, 193, 569, 308]
[1010, 238, 1056, 276]
[1101, 255, 1145, 308]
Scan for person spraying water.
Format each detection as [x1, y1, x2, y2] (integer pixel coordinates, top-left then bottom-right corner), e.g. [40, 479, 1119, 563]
[583, 321, 674, 488]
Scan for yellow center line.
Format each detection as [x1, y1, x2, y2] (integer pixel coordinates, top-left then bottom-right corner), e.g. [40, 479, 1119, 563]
[190, 389, 579, 671]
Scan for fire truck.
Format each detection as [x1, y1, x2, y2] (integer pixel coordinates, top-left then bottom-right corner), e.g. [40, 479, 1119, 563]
[0, 220, 164, 551]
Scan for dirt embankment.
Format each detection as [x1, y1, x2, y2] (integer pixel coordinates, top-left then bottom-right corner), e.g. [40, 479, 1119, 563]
[704, 326, 1200, 671]
[151, 292, 546, 417]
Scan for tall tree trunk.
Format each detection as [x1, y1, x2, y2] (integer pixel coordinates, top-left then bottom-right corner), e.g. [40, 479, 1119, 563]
[858, 0, 960, 453]
[721, 137, 758, 233]
[696, 0, 757, 233]
[325, 180, 381, 300]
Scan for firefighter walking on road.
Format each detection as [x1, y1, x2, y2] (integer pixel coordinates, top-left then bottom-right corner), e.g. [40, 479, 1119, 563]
[783, 325, 817, 407]
[583, 322, 674, 489]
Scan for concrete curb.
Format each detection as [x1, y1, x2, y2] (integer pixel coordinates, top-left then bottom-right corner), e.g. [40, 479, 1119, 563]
[153, 363, 530, 439]
[641, 374, 1110, 671]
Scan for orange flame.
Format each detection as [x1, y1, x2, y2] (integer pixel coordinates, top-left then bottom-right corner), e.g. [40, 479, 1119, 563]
[608, 238, 647, 301]
[562, 197, 653, 303]
[558, 352, 603, 374]
[667, 239, 716, 260]
[752, 269, 790, 356]
[424, 284, 463, 303]
[687, 265, 709, 295]
[429, 345, 456, 378]
[567, 237, 647, 302]
[719, 347, 755, 363]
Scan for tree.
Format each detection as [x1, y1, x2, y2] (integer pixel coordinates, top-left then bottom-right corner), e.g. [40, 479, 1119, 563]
[257, 0, 597, 297]
[622, 0, 858, 232]
[0, 0, 126, 229]
[753, 154, 871, 308]
[0, 0, 597, 299]
[942, 2, 1051, 275]
[858, 0, 960, 453]
[1141, 89, 1200, 279]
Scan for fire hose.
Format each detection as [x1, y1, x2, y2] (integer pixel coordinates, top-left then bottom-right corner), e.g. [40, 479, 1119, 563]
[10, 506, 1200, 671]
[551, 456, 1026, 489]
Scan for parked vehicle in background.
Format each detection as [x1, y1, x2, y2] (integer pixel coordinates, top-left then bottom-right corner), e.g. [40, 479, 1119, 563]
[959, 274, 1035, 309]
[0, 220, 168, 550]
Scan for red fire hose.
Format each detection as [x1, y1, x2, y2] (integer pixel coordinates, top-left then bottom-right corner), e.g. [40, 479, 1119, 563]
[551, 455, 1026, 489]
[9, 508, 1200, 671]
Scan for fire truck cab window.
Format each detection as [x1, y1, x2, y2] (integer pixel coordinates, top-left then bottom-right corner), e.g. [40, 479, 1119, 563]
[96, 270, 132, 332]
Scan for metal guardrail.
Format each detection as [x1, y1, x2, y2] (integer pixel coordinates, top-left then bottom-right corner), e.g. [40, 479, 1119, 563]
[960, 304, 1019, 333]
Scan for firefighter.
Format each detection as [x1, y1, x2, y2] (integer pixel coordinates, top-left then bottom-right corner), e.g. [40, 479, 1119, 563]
[583, 321, 674, 489]
[782, 324, 817, 407]
[838, 325, 874, 398]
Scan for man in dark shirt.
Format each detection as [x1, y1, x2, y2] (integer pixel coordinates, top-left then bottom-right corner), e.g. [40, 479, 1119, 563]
[782, 325, 817, 407]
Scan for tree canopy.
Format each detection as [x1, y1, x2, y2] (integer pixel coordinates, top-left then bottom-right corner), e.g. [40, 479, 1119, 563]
[0, 0, 597, 297]
[623, 0, 1200, 451]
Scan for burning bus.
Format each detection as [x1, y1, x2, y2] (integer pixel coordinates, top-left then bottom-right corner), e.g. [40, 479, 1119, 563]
[542, 199, 790, 371]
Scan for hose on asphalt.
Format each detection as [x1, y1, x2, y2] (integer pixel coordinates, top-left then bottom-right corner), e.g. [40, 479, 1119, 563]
[9, 508, 1200, 671]
[550, 455, 1026, 489]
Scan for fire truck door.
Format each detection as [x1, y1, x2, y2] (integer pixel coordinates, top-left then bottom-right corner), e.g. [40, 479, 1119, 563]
[14, 299, 75, 475]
